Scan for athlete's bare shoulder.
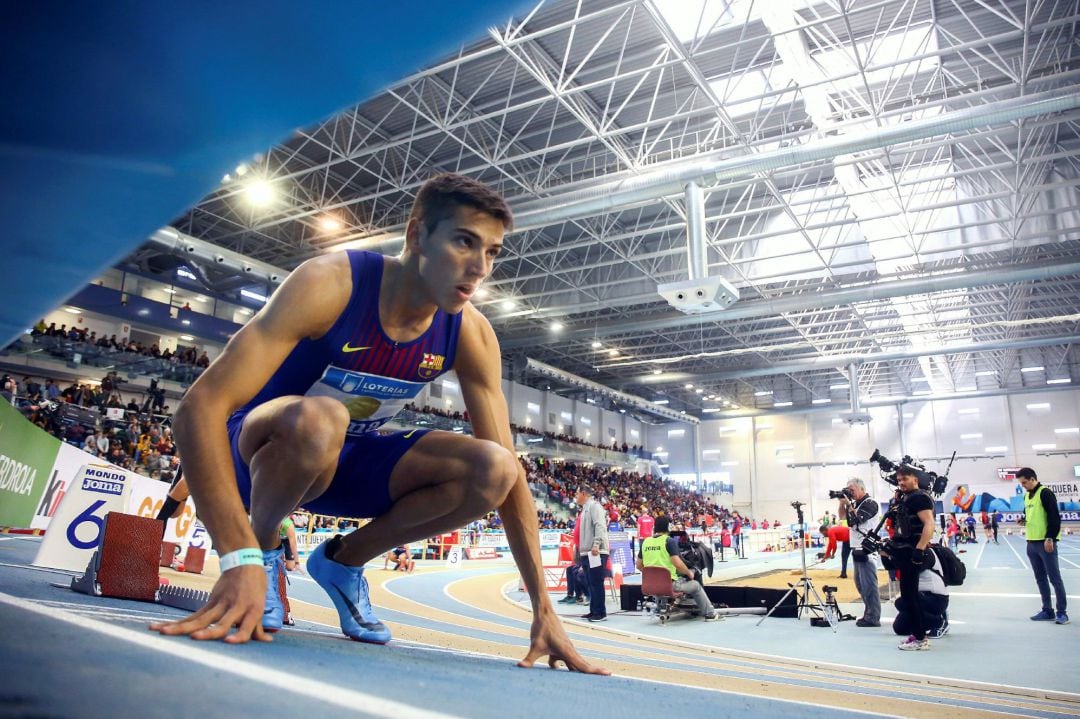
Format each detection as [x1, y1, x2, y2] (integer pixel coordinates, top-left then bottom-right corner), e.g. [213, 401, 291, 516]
[263, 252, 353, 340]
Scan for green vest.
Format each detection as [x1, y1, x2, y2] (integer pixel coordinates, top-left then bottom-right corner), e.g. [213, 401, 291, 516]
[1024, 485, 1060, 541]
[641, 534, 678, 580]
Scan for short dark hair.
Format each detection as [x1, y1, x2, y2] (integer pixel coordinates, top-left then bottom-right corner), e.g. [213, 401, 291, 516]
[1016, 467, 1037, 480]
[576, 485, 592, 497]
[654, 516, 671, 533]
[408, 173, 513, 235]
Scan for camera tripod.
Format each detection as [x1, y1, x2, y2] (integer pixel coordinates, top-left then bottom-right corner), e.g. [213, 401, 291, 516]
[757, 501, 838, 632]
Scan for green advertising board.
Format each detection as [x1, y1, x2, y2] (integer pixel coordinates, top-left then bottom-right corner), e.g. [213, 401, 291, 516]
[0, 400, 61, 528]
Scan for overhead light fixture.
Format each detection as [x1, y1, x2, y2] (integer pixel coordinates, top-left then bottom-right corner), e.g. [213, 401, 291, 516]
[473, 287, 489, 300]
[1054, 427, 1080, 434]
[64, 307, 81, 314]
[1032, 443, 1057, 451]
[653, 399, 669, 405]
[830, 383, 849, 390]
[985, 445, 1008, 453]
[652, 369, 662, 375]
[238, 308, 253, 316]
[163, 288, 176, 294]
[1021, 366, 1045, 373]
[1047, 378, 1071, 385]
[591, 341, 602, 349]
[241, 289, 267, 303]
[754, 390, 773, 397]
[194, 296, 208, 303]
[957, 408, 980, 415]
[177, 267, 197, 280]
[975, 370, 996, 377]
[179, 334, 194, 341]
[318, 215, 343, 232]
[702, 408, 721, 413]
[550, 322, 563, 332]
[235, 164, 249, 177]
[607, 348, 619, 356]
[960, 433, 983, 440]
[774, 401, 792, 407]
[814, 442, 833, 449]
[911, 377, 929, 383]
[956, 386, 976, 392]
[1026, 403, 1051, 410]
[812, 398, 831, 404]
[500, 299, 516, 311]
[181, 319, 191, 326]
[721, 461, 739, 467]
[243, 179, 277, 207]
[685, 383, 694, 389]
[695, 388, 704, 394]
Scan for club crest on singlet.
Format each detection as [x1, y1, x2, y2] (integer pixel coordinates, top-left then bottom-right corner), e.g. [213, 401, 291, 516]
[306, 365, 425, 436]
[417, 353, 445, 379]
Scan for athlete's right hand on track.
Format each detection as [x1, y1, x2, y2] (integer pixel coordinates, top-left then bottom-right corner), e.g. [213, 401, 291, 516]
[149, 565, 272, 643]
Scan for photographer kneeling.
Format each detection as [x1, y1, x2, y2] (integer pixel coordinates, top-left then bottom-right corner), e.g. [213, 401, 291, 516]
[837, 478, 881, 628]
[880, 465, 936, 651]
[891, 544, 950, 639]
[637, 516, 718, 622]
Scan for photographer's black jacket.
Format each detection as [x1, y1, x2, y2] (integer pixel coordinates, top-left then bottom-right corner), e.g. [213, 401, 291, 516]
[894, 490, 934, 542]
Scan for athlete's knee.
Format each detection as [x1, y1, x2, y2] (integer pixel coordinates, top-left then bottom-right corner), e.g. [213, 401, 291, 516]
[468, 440, 518, 507]
[278, 397, 349, 469]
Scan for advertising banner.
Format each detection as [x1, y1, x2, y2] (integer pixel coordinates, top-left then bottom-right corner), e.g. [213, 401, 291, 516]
[0, 400, 61, 528]
[944, 469, 1080, 516]
[31, 441, 89, 530]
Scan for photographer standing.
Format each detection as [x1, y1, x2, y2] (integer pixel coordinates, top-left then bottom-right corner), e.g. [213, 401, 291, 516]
[839, 478, 881, 628]
[884, 466, 936, 650]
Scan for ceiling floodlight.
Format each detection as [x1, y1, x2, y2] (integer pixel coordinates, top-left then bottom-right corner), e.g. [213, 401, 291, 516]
[550, 322, 564, 332]
[500, 300, 516, 311]
[591, 341, 603, 349]
[241, 289, 267, 303]
[608, 348, 620, 356]
[975, 370, 996, 377]
[179, 334, 194, 341]
[318, 216, 343, 232]
[754, 390, 773, 397]
[685, 383, 694, 389]
[1021, 366, 1045, 373]
[243, 179, 277, 207]
[1047, 378, 1071, 385]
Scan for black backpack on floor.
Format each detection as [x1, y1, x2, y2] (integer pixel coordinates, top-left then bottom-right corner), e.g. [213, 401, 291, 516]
[929, 544, 966, 586]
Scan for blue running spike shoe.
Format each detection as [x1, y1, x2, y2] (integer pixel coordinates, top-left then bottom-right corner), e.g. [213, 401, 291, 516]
[262, 546, 285, 632]
[307, 536, 391, 644]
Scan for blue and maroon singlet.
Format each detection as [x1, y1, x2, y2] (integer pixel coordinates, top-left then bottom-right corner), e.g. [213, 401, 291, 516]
[233, 250, 461, 435]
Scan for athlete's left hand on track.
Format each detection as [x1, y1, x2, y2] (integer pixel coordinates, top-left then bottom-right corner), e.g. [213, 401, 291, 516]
[517, 613, 611, 675]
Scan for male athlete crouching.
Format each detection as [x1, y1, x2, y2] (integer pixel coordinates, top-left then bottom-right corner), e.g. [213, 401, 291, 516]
[150, 174, 608, 675]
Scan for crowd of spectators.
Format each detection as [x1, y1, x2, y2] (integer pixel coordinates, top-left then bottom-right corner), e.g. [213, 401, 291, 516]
[29, 320, 211, 368]
[5, 372, 179, 481]
[510, 421, 644, 455]
[522, 456, 740, 531]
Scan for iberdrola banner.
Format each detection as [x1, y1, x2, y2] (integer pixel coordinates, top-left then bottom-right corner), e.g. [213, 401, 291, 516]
[0, 400, 60, 528]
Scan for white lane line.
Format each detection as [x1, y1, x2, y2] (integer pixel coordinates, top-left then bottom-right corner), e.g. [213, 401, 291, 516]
[1001, 536, 1030, 570]
[974, 537, 989, 570]
[1057, 554, 1080, 569]
[0, 591, 463, 719]
[946, 592, 1080, 598]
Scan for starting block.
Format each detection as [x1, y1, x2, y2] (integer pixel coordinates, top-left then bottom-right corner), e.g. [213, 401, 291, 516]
[72, 512, 163, 601]
[70, 512, 213, 611]
[182, 546, 206, 574]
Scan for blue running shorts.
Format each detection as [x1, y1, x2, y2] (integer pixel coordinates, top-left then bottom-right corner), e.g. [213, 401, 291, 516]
[228, 412, 430, 518]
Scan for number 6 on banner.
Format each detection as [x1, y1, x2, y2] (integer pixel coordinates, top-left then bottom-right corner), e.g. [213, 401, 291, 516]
[66, 499, 107, 549]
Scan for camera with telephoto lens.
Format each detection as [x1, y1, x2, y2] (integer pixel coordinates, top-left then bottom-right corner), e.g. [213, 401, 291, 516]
[670, 531, 714, 579]
[828, 488, 853, 500]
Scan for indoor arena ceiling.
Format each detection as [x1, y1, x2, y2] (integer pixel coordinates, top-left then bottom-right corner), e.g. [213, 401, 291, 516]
[130, 0, 1080, 421]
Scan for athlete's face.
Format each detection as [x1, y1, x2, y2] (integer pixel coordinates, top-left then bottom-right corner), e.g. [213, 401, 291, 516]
[414, 205, 505, 312]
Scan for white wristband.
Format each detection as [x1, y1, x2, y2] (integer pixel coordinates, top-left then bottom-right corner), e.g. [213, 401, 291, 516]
[219, 548, 263, 573]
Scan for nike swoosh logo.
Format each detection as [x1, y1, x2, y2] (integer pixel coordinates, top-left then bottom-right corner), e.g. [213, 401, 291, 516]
[341, 343, 372, 353]
[330, 586, 386, 631]
[403, 429, 417, 439]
